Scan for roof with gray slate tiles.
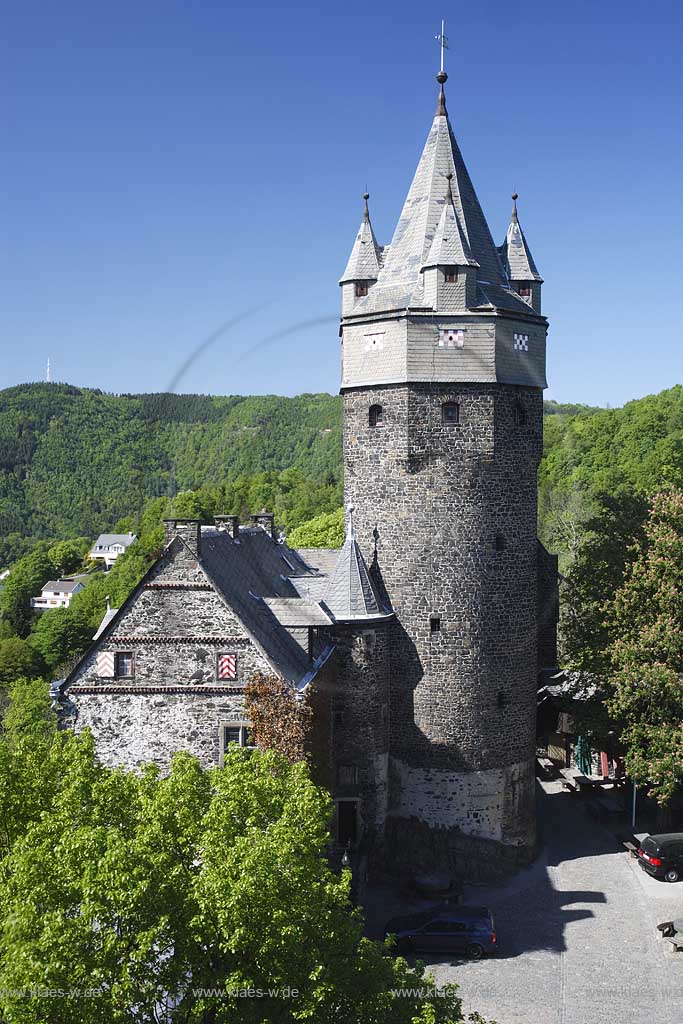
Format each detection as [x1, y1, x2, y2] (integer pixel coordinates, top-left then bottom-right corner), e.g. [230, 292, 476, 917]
[499, 196, 543, 283]
[320, 516, 393, 623]
[346, 78, 536, 317]
[340, 195, 383, 283]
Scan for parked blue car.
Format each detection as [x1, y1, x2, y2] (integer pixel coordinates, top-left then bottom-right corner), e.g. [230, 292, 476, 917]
[384, 905, 497, 959]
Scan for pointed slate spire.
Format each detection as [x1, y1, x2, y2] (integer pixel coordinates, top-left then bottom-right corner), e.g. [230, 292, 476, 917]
[422, 172, 479, 269]
[339, 192, 382, 283]
[322, 507, 392, 622]
[371, 71, 507, 297]
[501, 193, 543, 283]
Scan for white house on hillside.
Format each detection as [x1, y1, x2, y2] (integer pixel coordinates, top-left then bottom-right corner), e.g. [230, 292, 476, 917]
[31, 579, 85, 610]
[89, 533, 137, 568]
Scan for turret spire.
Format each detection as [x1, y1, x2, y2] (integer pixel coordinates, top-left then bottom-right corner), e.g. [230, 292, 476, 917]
[500, 191, 542, 284]
[339, 191, 382, 285]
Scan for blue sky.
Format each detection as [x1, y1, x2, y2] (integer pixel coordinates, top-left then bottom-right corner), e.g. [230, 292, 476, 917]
[1, 0, 681, 406]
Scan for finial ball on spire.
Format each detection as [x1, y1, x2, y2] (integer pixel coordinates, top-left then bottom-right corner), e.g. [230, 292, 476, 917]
[511, 192, 519, 201]
[363, 192, 369, 201]
[436, 70, 448, 84]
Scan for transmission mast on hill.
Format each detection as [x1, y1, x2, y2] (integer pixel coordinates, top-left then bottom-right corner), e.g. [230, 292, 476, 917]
[46, 357, 52, 383]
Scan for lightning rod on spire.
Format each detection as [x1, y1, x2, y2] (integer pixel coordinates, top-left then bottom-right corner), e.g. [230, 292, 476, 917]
[435, 18, 448, 74]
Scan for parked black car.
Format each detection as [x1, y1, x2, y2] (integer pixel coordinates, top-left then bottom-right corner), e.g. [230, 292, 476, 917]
[637, 833, 683, 882]
[384, 905, 497, 958]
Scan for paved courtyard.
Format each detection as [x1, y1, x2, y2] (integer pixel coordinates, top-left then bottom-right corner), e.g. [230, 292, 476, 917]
[366, 780, 683, 1023]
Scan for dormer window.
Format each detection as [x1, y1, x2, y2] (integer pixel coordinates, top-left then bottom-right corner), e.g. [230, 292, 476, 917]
[441, 401, 460, 425]
[369, 404, 383, 428]
[444, 266, 459, 283]
[519, 285, 532, 299]
[355, 282, 369, 297]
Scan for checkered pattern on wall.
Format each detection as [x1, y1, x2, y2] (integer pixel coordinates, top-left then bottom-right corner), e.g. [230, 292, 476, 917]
[513, 333, 529, 352]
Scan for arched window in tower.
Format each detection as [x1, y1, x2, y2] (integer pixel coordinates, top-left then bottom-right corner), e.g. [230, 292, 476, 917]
[441, 401, 460, 426]
[355, 282, 369, 298]
[369, 404, 384, 428]
[515, 403, 528, 427]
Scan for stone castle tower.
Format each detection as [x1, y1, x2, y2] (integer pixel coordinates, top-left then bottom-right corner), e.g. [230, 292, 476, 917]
[339, 67, 549, 874]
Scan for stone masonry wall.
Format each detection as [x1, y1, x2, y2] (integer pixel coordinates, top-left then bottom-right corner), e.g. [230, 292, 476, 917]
[343, 381, 543, 859]
[71, 691, 248, 770]
[327, 626, 391, 847]
[65, 536, 270, 770]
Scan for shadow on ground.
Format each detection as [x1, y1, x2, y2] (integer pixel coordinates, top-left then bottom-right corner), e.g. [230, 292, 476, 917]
[363, 781, 623, 959]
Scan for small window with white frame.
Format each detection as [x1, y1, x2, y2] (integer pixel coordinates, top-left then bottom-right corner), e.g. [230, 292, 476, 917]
[114, 652, 134, 678]
[220, 721, 254, 760]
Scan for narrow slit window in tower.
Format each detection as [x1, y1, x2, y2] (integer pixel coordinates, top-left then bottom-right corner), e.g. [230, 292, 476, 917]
[442, 401, 460, 425]
[355, 282, 369, 297]
[444, 266, 459, 283]
[515, 403, 528, 427]
[430, 615, 441, 634]
[495, 533, 506, 552]
[369, 404, 383, 428]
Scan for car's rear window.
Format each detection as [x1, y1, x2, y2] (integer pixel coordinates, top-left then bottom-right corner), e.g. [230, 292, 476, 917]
[642, 837, 660, 855]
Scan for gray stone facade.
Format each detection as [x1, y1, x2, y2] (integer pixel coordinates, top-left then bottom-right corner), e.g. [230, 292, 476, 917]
[342, 382, 542, 865]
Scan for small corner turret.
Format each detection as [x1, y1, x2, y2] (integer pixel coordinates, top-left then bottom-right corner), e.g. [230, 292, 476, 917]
[500, 193, 543, 313]
[339, 192, 383, 316]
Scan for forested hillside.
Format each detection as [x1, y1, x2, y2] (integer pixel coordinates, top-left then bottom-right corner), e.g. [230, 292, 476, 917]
[0, 384, 342, 565]
[538, 384, 683, 566]
[2, 382, 683, 569]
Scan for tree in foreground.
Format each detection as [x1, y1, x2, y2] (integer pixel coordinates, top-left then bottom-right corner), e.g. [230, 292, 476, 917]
[606, 490, 683, 806]
[0, 685, 480, 1024]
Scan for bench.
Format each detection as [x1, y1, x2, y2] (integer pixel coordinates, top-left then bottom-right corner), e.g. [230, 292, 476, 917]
[536, 757, 555, 778]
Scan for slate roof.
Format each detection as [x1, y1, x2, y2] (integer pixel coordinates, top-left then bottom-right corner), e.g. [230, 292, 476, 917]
[320, 516, 393, 623]
[422, 176, 478, 269]
[346, 77, 532, 318]
[199, 527, 324, 686]
[41, 579, 83, 593]
[68, 524, 391, 695]
[499, 196, 542, 283]
[91, 533, 137, 551]
[340, 195, 383, 283]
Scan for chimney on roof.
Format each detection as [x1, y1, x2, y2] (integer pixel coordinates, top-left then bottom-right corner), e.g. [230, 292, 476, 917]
[163, 519, 201, 558]
[250, 509, 276, 540]
[214, 514, 240, 540]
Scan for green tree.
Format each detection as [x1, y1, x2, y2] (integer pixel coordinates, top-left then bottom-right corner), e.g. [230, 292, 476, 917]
[0, 678, 65, 858]
[0, 691, 472, 1024]
[0, 546, 54, 636]
[559, 491, 648, 675]
[47, 539, 88, 575]
[28, 607, 93, 673]
[0, 639, 46, 684]
[606, 491, 683, 805]
[288, 507, 344, 549]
